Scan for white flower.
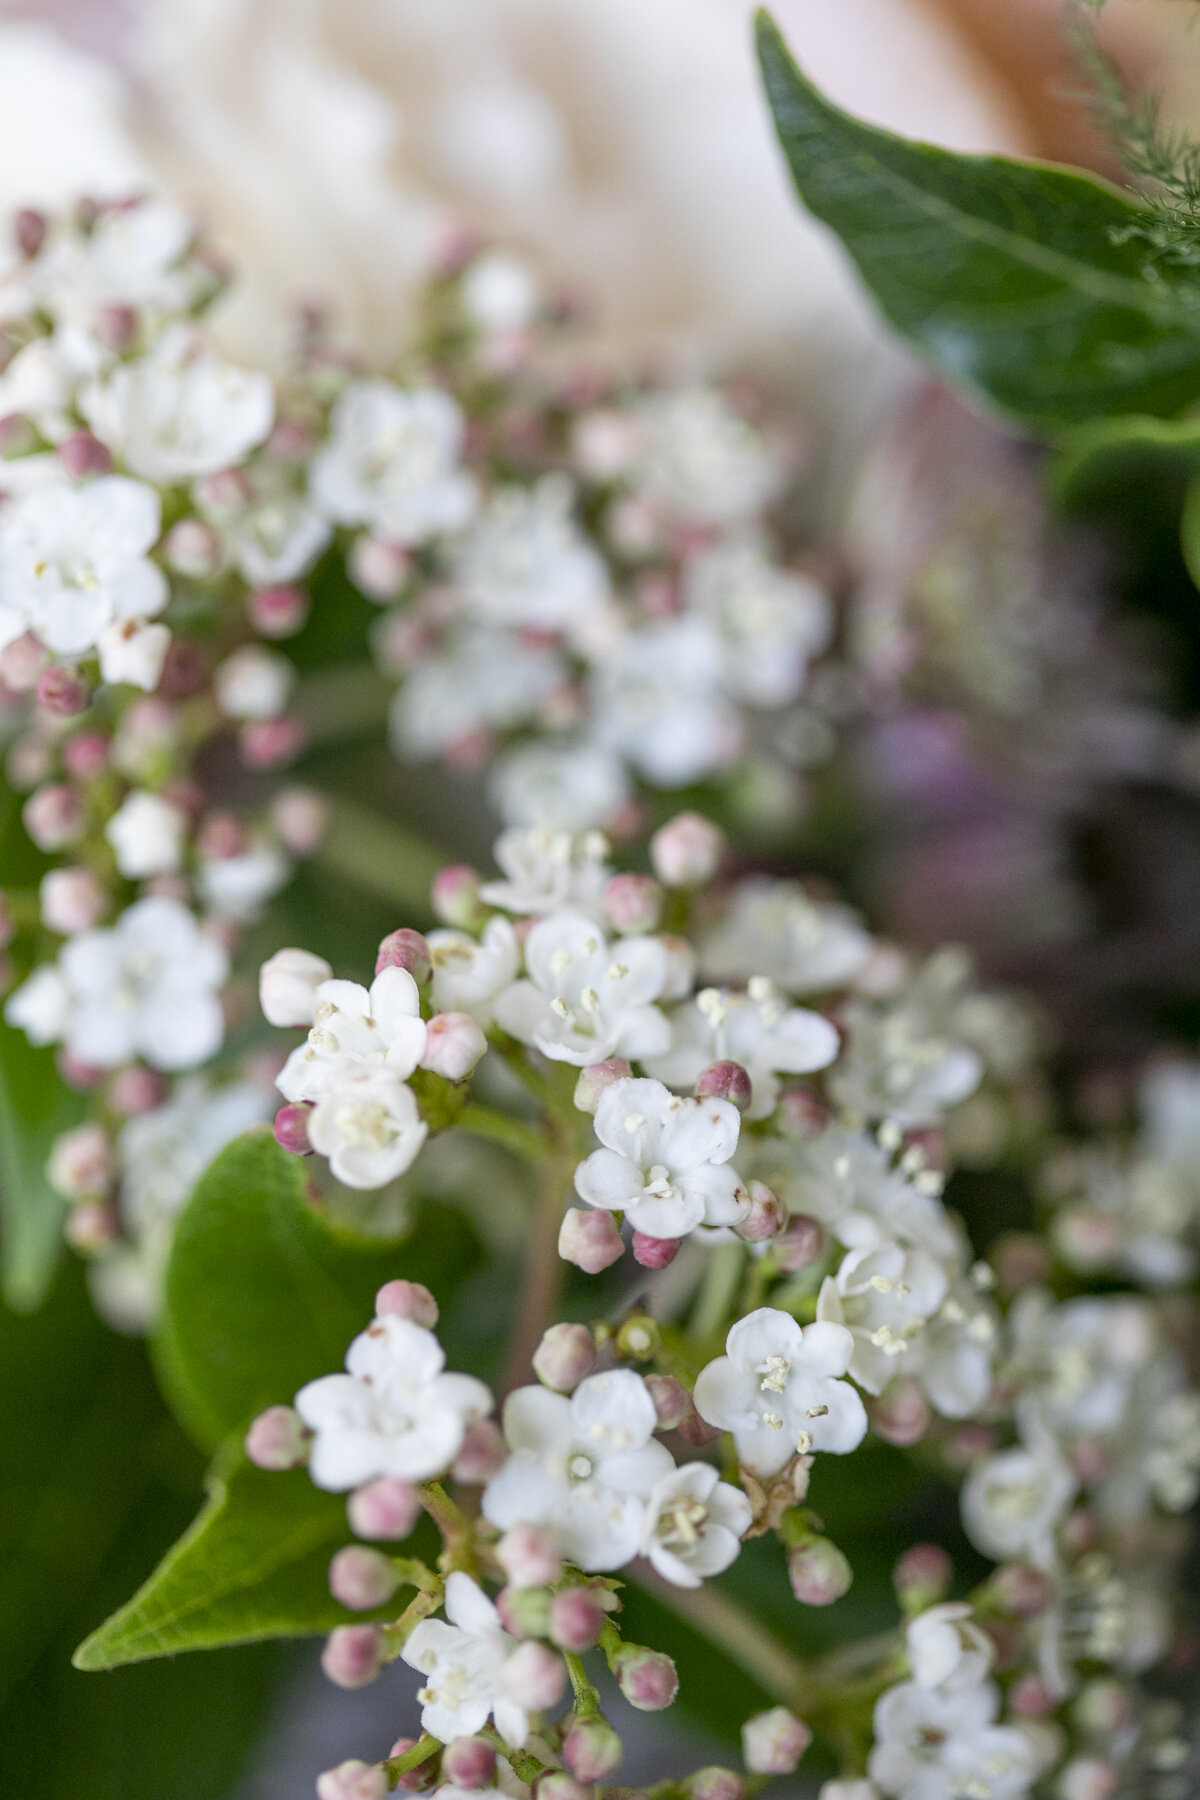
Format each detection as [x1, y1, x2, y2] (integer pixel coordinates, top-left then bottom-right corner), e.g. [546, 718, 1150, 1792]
[479, 827, 611, 917]
[428, 918, 519, 1028]
[590, 616, 741, 787]
[685, 541, 832, 708]
[461, 252, 538, 332]
[960, 1410, 1076, 1568]
[104, 789, 186, 878]
[199, 844, 288, 921]
[276, 965, 427, 1103]
[633, 388, 782, 526]
[701, 879, 874, 995]
[482, 1368, 674, 1571]
[868, 1680, 1037, 1800]
[36, 199, 198, 327]
[574, 1075, 749, 1240]
[98, 617, 171, 690]
[1007, 1291, 1155, 1442]
[750, 1126, 961, 1263]
[906, 1604, 992, 1695]
[296, 1314, 491, 1489]
[4, 965, 72, 1045]
[455, 476, 611, 642]
[693, 1308, 867, 1477]
[260, 947, 334, 1027]
[307, 1063, 428, 1189]
[640, 1462, 751, 1588]
[402, 1571, 533, 1749]
[816, 1243, 949, 1398]
[227, 491, 330, 585]
[0, 337, 80, 443]
[213, 643, 295, 720]
[390, 629, 562, 758]
[56, 895, 228, 1070]
[312, 381, 476, 542]
[832, 994, 983, 1128]
[81, 326, 274, 481]
[0, 475, 166, 658]
[492, 908, 669, 1066]
[644, 981, 839, 1120]
[489, 739, 631, 833]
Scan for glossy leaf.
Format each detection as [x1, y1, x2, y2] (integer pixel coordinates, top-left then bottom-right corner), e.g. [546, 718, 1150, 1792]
[155, 1129, 481, 1449]
[755, 10, 1200, 428]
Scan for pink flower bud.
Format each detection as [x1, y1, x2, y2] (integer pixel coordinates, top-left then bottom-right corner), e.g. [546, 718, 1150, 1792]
[496, 1584, 552, 1639]
[431, 863, 482, 929]
[563, 1716, 622, 1782]
[573, 1057, 633, 1114]
[675, 1407, 722, 1448]
[36, 664, 89, 716]
[533, 1322, 596, 1392]
[194, 467, 253, 519]
[23, 783, 84, 850]
[349, 535, 411, 601]
[421, 1011, 487, 1081]
[601, 873, 663, 935]
[107, 1065, 166, 1117]
[273, 1103, 312, 1155]
[989, 1562, 1052, 1619]
[259, 946, 333, 1027]
[244, 1404, 311, 1471]
[687, 1769, 745, 1800]
[772, 1214, 824, 1275]
[550, 1586, 607, 1652]
[40, 868, 105, 935]
[375, 1279, 438, 1327]
[1010, 1674, 1056, 1717]
[870, 1377, 930, 1448]
[787, 1538, 852, 1606]
[273, 785, 327, 855]
[375, 928, 431, 983]
[741, 1708, 812, 1775]
[775, 1086, 829, 1140]
[163, 518, 223, 579]
[736, 1180, 785, 1243]
[695, 1061, 752, 1112]
[645, 1374, 690, 1430]
[559, 1207, 624, 1273]
[196, 811, 246, 861]
[47, 1123, 111, 1200]
[536, 1776, 592, 1800]
[650, 812, 724, 887]
[1057, 1758, 1119, 1800]
[501, 1639, 566, 1711]
[346, 1477, 421, 1541]
[632, 1231, 681, 1270]
[452, 1418, 507, 1484]
[497, 1523, 562, 1589]
[64, 1201, 119, 1254]
[240, 716, 305, 768]
[63, 731, 109, 780]
[321, 1624, 385, 1689]
[441, 1738, 497, 1790]
[0, 632, 48, 693]
[95, 304, 138, 352]
[14, 207, 45, 257]
[893, 1544, 952, 1611]
[991, 1231, 1052, 1293]
[57, 429, 112, 478]
[248, 584, 308, 639]
[613, 1645, 678, 1712]
[328, 1545, 401, 1610]
[316, 1760, 387, 1800]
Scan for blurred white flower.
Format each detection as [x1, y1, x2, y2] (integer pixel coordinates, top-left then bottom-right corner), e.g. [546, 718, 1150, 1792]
[82, 326, 274, 481]
[312, 381, 475, 542]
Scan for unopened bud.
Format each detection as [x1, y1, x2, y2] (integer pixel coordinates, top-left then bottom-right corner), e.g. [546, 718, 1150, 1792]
[349, 534, 411, 601]
[741, 1707, 811, 1775]
[316, 1760, 387, 1800]
[24, 783, 84, 850]
[273, 785, 327, 856]
[1010, 1675, 1056, 1717]
[47, 1123, 111, 1200]
[574, 1057, 633, 1114]
[614, 1644, 678, 1712]
[776, 1086, 829, 1140]
[687, 1769, 745, 1800]
[736, 1180, 785, 1243]
[36, 664, 89, 716]
[676, 1407, 722, 1447]
[496, 1583, 552, 1639]
[536, 1776, 592, 1800]
[374, 1279, 438, 1327]
[695, 1060, 752, 1112]
[650, 812, 724, 887]
[259, 946, 333, 1027]
[241, 716, 305, 767]
[991, 1231, 1052, 1293]
[41, 867, 105, 935]
[329, 1545, 401, 1610]
[502, 1640, 565, 1711]
[989, 1562, 1052, 1619]
[1057, 1758, 1119, 1800]
[274, 1103, 312, 1155]
[58, 1050, 105, 1090]
[497, 1523, 562, 1589]
[197, 811, 246, 860]
[534, 1321, 596, 1392]
[347, 1477, 421, 1541]
[375, 928, 431, 983]
[63, 731, 109, 780]
[421, 1010, 487, 1080]
[451, 1419, 507, 1484]
[787, 1537, 852, 1606]
[563, 1716, 623, 1782]
[64, 1201, 119, 1254]
[387, 1738, 439, 1792]
[602, 872, 663, 934]
[645, 1374, 691, 1430]
[616, 1316, 660, 1362]
[248, 583, 308, 639]
[107, 1065, 165, 1116]
[1073, 1680, 1135, 1737]
[550, 1586, 607, 1652]
[772, 1214, 824, 1274]
[321, 1624, 385, 1688]
[559, 1207, 624, 1273]
[441, 1738, 497, 1790]
[57, 429, 112, 478]
[216, 645, 295, 722]
[0, 632, 48, 692]
[1053, 1207, 1122, 1271]
[871, 1377, 930, 1448]
[893, 1544, 952, 1612]
[632, 1231, 680, 1269]
[431, 863, 482, 929]
[14, 208, 45, 258]
[163, 518, 222, 579]
[95, 304, 138, 353]
[245, 1404, 311, 1470]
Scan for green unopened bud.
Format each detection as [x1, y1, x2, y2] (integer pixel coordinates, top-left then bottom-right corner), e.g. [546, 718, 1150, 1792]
[616, 1315, 660, 1361]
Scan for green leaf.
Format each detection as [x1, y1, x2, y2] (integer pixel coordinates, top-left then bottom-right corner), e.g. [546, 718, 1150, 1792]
[755, 10, 1200, 428]
[155, 1128, 482, 1448]
[1052, 411, 1200, 506]
[0, 1014, 83, 1313]
[74, 1442, 397, 1668]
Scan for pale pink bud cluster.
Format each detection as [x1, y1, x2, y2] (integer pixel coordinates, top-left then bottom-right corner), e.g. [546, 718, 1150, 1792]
[574, 1057, 632, 1114]
[375, 928, 431, 982]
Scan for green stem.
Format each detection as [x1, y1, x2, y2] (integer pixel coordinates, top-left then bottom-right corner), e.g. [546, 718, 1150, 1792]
[479, 1726, 549, 1786]
[389, 1555, 444, 1594]
[501, 1153, 572, 1394]
[690, 1242, 747, 1344]
[564, 1650, 601, 1718]
[383, 1732, 440, 1787]
[457, 1102, 549, 1164]
[381, 1585, 444, 1658]
[314, 794, 445, 914]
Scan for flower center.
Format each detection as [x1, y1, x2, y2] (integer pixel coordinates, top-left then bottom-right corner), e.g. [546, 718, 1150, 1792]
[657, 1494, 708, 1550]
[334, 1101, 396, 1150]
[568, 1453, 595, 1482]
[758, 1354, 789, 1393]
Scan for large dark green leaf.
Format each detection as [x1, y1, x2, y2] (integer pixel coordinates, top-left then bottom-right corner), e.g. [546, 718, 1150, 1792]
[755, 10, 1200, 428]
[155, 1129, 481, 1448]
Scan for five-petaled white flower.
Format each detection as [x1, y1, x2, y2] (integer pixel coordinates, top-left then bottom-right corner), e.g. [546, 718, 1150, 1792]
[402, 1571, 538, 1749]
[574, 1075, 749, 1240]
[478, 826, 611, 917]
[483, 1368, 674, 1571]
[296, 1315, 491, 1490]
[640, 1462, 752, 1588]
[428, 918, 520, 1028]
[311, 380, 476, 542]
[816, 1242, 950, 1398]
[644, 981, 839, 1119]
[306, 1063, 428, 1190]
[693, 1308, 867, 1476]
[276, 965, 427, 1103]
[493, 909, 670, 1067]
[701, 878, 873, 995]
[868, 1680, 1037, 1800]
[0, 476, 166, 659]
